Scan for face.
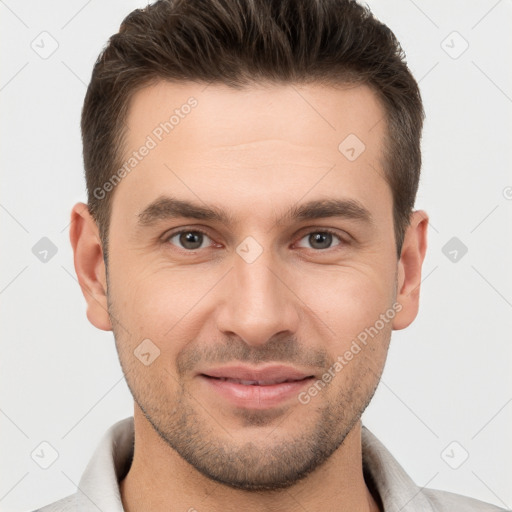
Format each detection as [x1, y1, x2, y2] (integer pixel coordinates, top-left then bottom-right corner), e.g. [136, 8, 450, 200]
[75, 80, 426, 491]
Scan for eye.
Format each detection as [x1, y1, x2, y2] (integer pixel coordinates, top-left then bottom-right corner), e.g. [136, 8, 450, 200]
[295, 230, 344, 250]
[166, 229, 214, 251]
[164, 228, 347, 253]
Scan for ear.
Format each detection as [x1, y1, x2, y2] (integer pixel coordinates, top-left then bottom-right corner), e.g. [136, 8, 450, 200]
[392, 210, 429, 331]
[69, 202, 112, 331]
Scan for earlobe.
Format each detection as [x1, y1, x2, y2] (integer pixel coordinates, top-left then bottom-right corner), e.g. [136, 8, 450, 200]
[69, 202, 112, 331]
[392, 210, 429, 331]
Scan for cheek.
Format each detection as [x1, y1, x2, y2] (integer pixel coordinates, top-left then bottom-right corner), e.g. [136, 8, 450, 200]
[110, 266, 219, 353]
[297, 265, 396, 340]
[109, 246, 397, 361]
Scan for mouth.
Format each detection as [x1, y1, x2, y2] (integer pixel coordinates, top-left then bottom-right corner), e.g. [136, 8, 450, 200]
[200, 364, 314, 382]
[198, 365, 316, 409]
[202, 375, 313, 386]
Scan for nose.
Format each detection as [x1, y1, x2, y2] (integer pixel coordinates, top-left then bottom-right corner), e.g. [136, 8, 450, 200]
[215, 246, 300, 347]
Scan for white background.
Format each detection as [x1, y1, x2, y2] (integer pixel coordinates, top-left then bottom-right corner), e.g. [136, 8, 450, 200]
[1, 1, 511, 511]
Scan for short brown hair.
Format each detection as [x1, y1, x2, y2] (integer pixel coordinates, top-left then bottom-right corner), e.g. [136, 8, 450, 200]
[81, 0, 424, 259]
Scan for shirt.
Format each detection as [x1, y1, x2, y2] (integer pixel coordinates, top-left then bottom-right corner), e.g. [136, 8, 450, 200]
[32, 416, 508, 512]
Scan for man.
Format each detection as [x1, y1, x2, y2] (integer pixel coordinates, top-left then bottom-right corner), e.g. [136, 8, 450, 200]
[33, 0, 507, 510]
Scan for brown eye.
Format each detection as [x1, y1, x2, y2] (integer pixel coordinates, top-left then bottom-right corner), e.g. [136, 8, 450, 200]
[167, 230, 211, 250]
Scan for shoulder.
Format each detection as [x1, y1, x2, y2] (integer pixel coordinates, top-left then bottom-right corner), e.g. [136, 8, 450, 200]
[423, 487, 509, 512]
[28, 493, 75, 512]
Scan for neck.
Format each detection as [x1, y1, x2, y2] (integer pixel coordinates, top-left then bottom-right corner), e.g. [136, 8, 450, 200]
[120, 407, 381, 512]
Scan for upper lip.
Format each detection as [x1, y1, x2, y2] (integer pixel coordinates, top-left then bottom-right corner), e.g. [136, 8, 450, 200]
[200, 364, 314, 384]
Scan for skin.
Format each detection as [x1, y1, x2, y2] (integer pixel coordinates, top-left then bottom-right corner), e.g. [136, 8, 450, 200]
[70, 80, 428, 512]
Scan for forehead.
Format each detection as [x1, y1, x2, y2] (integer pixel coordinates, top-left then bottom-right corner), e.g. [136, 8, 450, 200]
[113, 80, 390, 226]
[124, 79, 386, 149]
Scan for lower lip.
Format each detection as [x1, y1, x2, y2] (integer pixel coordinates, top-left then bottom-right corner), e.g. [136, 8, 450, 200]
[199, 375, 314, 409]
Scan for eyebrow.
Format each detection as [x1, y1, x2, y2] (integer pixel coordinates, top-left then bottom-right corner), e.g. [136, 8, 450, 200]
[137, 195, 373, 227]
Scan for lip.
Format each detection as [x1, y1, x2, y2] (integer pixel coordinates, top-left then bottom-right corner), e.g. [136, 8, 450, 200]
[198, 364, 315, 409]
[200, 364, 313, 383]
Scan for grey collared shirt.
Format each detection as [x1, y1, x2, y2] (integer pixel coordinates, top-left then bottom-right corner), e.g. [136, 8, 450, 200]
[33, 417, 508, 512]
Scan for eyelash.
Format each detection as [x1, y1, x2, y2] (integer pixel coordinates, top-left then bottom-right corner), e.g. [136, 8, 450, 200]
[163, 227, 348, 253]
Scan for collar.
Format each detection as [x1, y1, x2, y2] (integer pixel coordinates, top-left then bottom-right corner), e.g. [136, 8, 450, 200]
[361, 425, 435, 512]
[73, 416, 433, 512]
